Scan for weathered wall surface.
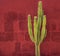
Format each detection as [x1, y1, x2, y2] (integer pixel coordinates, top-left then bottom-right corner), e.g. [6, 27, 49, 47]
[0, 0, 60, 56]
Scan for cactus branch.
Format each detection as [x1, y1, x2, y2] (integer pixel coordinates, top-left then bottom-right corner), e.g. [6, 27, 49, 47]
[40, 15, 46, 43]
[34, 16, 37, 42]
[28, 14, 35, 42]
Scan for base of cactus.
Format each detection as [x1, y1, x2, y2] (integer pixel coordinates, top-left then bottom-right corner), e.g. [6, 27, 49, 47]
[35, 44, 40, 56]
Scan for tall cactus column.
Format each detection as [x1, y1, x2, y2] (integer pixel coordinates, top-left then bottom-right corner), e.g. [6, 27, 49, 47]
[28, 1, 47, 56]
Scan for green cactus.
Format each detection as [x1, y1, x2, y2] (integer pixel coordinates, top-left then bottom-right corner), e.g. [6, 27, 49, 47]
[28, 1, 47, 56]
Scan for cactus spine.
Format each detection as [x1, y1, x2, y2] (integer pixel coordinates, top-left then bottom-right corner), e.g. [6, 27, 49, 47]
[28, 1, 47, 56]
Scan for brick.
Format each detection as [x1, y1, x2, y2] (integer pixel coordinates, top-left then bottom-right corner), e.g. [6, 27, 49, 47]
[24, 32, 30, 41]
[4, 11, 17, 32]
[0, 32, 6, 41]
[18, 13, 26, 21]
[4, 22, 13, 32]
[19, 21, 27, 31]
[4, 11, 17, 22]
[51, 32, 60, 42]
[5, 32, 14, 41]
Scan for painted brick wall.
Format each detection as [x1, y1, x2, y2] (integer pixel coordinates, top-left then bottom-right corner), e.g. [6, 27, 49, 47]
[0, 0, 60, 56]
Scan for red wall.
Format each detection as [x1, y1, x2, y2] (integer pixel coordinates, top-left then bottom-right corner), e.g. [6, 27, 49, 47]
[0, 0, 60, 56]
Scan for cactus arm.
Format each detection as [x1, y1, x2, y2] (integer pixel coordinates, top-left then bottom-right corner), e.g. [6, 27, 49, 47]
[38, 1, 43, 17]
[28, 14, 35, 42]
[34, 16, 37, 42]
[40, 15, 46, 43]
[37, 1, 43, 44]
[37, 1, 43, 28]
[45, 29, 47, 38]
[40, 27, 46, 43]
[42, 15, 46, 26]
[37, 1, 44, 24]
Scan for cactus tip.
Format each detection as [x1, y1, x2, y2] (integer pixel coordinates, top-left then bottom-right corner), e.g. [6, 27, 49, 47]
[34, 16, 37, 19]
[28, 14, 31, 16]
[38, 0, 42, 5]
